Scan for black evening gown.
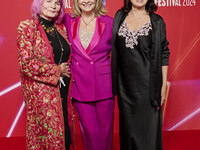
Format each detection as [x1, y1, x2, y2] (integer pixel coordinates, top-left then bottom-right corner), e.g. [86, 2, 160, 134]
[39, 17, 71, 150]
[116, 22, 163, 150]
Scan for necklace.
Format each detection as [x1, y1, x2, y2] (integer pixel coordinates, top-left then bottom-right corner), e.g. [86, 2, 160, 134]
[40, 20, 55, 37]
[81, 16, 96, 28]
[130, 10, 148, 19]
[40, 20, 64, 65]
[54, 29, 64, 65]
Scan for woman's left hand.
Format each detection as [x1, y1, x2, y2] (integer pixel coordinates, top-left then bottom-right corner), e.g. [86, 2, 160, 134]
[161, 83, 167, 105]
[60, 63, 71, 78]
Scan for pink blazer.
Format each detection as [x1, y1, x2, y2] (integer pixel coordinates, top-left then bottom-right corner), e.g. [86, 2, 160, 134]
[64, 14, 113, 102]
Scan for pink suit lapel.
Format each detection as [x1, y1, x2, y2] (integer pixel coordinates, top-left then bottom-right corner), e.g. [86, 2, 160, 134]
[86, 17, 106, 54]
[71, 16, 106, 58]
[71, 17, 92, 60]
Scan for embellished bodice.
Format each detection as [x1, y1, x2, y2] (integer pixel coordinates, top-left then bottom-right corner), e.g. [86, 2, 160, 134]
[118, 22, 152, 49]
[79, 29, 94, 50]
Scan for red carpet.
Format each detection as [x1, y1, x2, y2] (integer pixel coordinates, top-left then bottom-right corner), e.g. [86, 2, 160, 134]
[1, 102, 200, 150]
[1, 130, 200, 150]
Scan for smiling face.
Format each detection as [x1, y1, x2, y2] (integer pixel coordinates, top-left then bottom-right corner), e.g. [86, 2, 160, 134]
[78, 0, 96, 15]
[40, 0, 61, 21]
[130, 0, 148, 8]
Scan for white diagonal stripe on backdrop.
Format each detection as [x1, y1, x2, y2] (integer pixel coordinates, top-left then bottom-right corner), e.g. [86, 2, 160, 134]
[0, 82, 21, 96]
[168, 107, 200, 131]
[6, 101, 25, 137]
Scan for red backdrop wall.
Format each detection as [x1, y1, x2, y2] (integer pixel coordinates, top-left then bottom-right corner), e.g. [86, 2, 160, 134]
[0, 0, 200, 149]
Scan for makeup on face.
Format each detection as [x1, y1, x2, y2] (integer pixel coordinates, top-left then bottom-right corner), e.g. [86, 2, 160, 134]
[130, 0, 148, 8]
[40, 0, 61, 21]
[78, 0, 96, 14]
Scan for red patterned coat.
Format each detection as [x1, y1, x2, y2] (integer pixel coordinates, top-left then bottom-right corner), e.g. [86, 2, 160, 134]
[16, 18, 75, 150]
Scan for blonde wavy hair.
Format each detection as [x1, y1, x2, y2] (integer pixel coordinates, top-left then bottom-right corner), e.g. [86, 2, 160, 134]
[71, 0, 107, 17]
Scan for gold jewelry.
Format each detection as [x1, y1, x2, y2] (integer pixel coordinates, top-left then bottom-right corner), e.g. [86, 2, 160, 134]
[130, 10, 148, 19]
[40, 21, 55, 37]
[40, 19, 64, 65]
[81, 16, 95, 28]
[55, 29, 64, 65]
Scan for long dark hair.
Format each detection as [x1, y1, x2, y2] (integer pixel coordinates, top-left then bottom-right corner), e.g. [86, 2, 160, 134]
[122, 0, 158, 14]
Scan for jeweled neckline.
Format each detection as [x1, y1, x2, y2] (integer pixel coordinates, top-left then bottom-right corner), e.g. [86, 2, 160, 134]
[123, 21, 151, 33]
[118, 21, 152, 49]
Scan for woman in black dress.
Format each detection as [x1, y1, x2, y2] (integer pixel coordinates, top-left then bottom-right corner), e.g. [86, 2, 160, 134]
[111, 0, 170, 149]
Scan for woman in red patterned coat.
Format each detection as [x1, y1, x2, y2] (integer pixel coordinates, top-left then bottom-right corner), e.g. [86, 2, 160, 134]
[16, 0, 74, 149]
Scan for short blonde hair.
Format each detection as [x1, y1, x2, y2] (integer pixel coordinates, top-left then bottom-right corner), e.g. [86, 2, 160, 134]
[71, 0, 107, 17]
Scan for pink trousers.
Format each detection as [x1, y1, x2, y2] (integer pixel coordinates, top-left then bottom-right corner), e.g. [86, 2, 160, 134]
[73, 98, 114, 150]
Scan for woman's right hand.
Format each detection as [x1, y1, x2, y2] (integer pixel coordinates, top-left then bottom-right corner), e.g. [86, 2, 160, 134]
[60, 63, 71, 78]
[17, 19, 30, 33]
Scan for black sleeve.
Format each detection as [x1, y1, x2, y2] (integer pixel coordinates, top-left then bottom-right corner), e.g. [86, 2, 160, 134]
[111, 9, 122, 95]
[160, 19, 170, 66]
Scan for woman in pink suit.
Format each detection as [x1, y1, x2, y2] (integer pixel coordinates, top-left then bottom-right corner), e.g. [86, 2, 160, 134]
[65, 0, 114, 150]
